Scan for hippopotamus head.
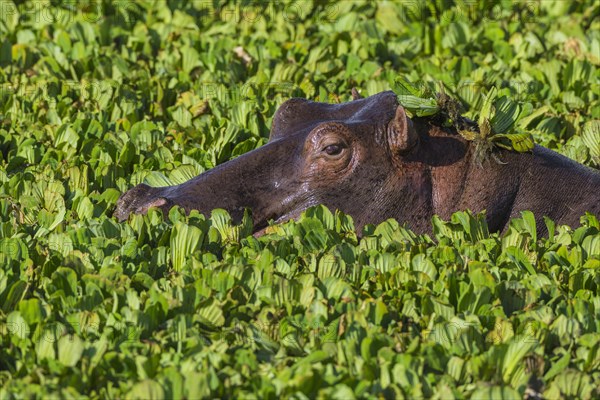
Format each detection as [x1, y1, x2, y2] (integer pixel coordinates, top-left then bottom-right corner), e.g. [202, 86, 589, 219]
[114, 90, 600, 234]
[114, 91, 438, 231]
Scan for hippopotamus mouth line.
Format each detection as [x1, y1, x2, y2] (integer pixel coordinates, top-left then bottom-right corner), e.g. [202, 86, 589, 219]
[250, 190, 321, 236]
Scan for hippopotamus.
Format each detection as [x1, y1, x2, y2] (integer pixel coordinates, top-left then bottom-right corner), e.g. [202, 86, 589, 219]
[114, 91, 599, 235]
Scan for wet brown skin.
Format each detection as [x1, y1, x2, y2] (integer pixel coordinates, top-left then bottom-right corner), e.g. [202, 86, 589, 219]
[114, 91, 600, 236]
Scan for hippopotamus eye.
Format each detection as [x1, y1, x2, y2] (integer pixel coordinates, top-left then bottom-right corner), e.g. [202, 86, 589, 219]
[323, 144, 344, 156]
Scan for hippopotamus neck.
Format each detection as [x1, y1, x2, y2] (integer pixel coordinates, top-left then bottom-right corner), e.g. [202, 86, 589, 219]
[450, 147, 523, 232]
[390, 121, 474, 233]
[406, 120, 529, 233]
[503, 146, 600, 230]
[430, 139, 600, 234]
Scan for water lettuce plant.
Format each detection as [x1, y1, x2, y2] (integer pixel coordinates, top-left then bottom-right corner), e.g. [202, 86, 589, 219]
[0, 0, 598, 398]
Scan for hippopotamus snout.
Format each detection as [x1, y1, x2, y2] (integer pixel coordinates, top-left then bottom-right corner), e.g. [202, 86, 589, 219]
[114, 131, 307, 228]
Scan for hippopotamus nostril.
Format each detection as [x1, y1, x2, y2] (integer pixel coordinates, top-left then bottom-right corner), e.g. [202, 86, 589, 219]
[114, 183, 170, 222]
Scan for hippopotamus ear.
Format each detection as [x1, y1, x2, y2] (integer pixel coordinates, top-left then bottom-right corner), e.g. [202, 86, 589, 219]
[388, 106, 419, 155]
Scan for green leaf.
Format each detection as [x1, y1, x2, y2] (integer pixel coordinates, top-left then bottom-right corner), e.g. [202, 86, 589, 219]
[491, 96, 521, 134]
[393, 77, 424, 97]
[211, 208, 253, 243]
[502, 335, 538, 382]
[2, 280, 27, 313]
[549, 369, 595, 399]
[196, 299, 225, 329]
[470, 386, 520, 400]
[126, 380, 165, 400]
[58, 335, 84, 367]
[18, 298, 45, 326]
[494, 132, 535, 153]
[479, 87, 498, 129]
[170, 221, 205, 271]
[581, 120, 600, 162]
[505, 247, 536, 275]
[412, 253, 438, 280]
[520, 211, 538, 244]
[7, 312, 29, 340]
[393, 77, 439, 117]
[544, 351, 570, 381]
[399, 96, 440, 117]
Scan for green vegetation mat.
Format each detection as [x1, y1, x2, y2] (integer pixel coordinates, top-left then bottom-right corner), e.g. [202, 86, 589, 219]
[1, 0, 599, 398]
